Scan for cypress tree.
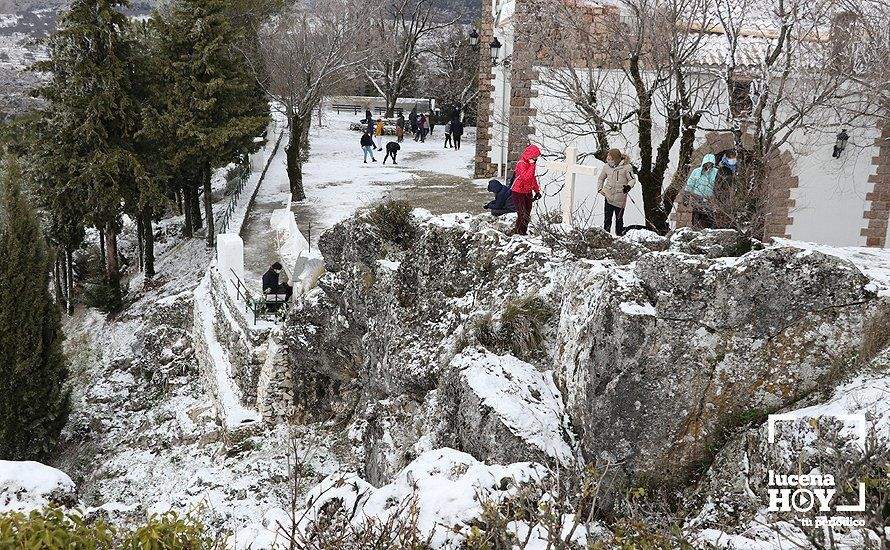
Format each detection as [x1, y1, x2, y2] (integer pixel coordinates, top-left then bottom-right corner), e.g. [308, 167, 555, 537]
[153, 0, 269, 248]
[36, 0, 146, 308]
[0, 160, 70, 461]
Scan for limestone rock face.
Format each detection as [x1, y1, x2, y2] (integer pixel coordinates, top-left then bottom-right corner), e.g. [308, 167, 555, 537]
[361, 392, 443, 487]
[666, 227, 763, 258]
[556, 245, 877, 487]
[439, 349, 577, 468]
[286, 211, 883, 495]
[688, 350, 890, 538]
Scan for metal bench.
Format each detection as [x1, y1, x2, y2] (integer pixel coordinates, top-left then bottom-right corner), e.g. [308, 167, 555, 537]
[229, 268, 290, 323]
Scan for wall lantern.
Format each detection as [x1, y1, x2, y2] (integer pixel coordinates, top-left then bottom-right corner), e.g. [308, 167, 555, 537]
[490, 37, 502, 65]
[833, 129, 849, 158]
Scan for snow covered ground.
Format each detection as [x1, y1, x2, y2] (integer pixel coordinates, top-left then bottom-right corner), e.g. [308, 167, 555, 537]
[240, 108, 482, 289]
[296, 110, 481, 242]
[7, 101, 889, 548]
[9, 109, 483, 541]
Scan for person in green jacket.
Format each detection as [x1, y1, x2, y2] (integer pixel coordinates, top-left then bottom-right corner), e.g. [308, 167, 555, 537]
[684, 153, 718, 229]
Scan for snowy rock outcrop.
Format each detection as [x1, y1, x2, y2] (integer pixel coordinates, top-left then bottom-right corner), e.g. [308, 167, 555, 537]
[285, 209, 887, 499]
[687, 349, 890, 540]
[440, 349, 577, 468]
[0, 461, 76, 512]
[288, 448, 549, 549]
[558, 245, 878, 487]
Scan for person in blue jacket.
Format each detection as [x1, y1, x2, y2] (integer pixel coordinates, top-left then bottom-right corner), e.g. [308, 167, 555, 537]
[484, 177, 516, 216]
[684, 153, 718, 229]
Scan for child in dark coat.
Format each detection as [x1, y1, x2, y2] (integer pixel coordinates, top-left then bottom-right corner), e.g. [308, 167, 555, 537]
[383, 141, 400, 165]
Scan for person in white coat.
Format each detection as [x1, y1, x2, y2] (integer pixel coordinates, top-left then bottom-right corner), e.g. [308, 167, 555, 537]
[597, 148, 635, 235]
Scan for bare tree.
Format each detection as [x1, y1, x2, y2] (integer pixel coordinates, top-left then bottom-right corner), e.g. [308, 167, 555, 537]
[523, 0, 720, 234]
[698, 0, 888, 238]
[363, 0, 457, 117]
[252, 0, 367, 201]
[418, 25, 480, 119]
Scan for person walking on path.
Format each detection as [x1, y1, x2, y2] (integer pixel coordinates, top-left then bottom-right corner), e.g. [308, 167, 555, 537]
[451, 118, 464, 151]
[597, 148, 635, 236]
[509, 144, 542, 236]
[360, 131, 377, 163]
[444, 119, 453, 148]
[684, 153, 719, 229]
[429, 112, 437, 136]
[420, 115, 430, 142]
[374, 118, 385, 151]
[396, 114, 405, 142]
[409, 107, 419, 138]
[383, 141, 400, 165]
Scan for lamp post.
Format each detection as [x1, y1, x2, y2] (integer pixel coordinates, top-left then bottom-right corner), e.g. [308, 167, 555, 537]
[489, 37, 501, 65]
[490, 37, 510, 178]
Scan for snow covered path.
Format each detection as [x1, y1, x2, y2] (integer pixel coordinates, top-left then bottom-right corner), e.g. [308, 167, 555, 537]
[240, 126, 292, 292]
[237, 109, 485, 290]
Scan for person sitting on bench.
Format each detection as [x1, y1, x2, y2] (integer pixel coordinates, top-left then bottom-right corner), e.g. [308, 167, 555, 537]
[262, 262, 293, 303]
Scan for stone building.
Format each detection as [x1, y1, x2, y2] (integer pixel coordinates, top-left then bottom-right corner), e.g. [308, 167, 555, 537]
[473, 0, 890, 247]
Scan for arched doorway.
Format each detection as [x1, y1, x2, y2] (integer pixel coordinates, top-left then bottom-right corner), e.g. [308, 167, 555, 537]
[670, 131, 799, 241]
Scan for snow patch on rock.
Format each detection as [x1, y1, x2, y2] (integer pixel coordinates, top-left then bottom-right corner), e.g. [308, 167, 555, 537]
[268, 448, 549, 549]
[0, 461, 75, 513]
[451, 350, 576, 465]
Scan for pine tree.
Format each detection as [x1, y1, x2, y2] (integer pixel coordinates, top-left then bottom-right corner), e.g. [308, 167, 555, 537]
[0, 160, 70, 461]
[153, 0, 269, 248]
[35, 0, 147, 307]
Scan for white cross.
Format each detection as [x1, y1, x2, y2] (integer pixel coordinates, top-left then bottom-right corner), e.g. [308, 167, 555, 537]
[541, 146, 601, 227]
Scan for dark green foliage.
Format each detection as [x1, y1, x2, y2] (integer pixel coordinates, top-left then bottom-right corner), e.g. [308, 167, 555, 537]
[0, 508, 214, 549]
[152, 0, 270, 247]
[83, 277, 125, 313]
[31, 0, 147, 304]
[367, 200, 417, 248]
[0, 161, 70, 461]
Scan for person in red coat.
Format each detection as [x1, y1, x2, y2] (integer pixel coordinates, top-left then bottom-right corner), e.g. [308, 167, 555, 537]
[510, 144, 542, 235]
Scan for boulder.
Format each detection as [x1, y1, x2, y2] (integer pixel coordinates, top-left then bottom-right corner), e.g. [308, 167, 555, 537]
[689, 349, 890, 535]
[362, 392, 443, 486]
[540, 225, 651, 264]
[440, 348, 577, 468]
[291, 448, 549, 549]
[0, 461, 77, 513]
[555, 245, 878, 488]
[667, 227, 763, 258]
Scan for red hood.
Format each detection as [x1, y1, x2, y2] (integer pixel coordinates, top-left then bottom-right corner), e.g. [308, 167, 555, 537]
[520, 145, 541, 162]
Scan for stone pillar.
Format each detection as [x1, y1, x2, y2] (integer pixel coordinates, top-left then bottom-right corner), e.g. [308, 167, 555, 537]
[473, 14, 497, 179]
[762, 150, 797, 240]
[217, 233, 245, 292]
[505, 0, 537, 172]
[861, 119, 890, 248]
